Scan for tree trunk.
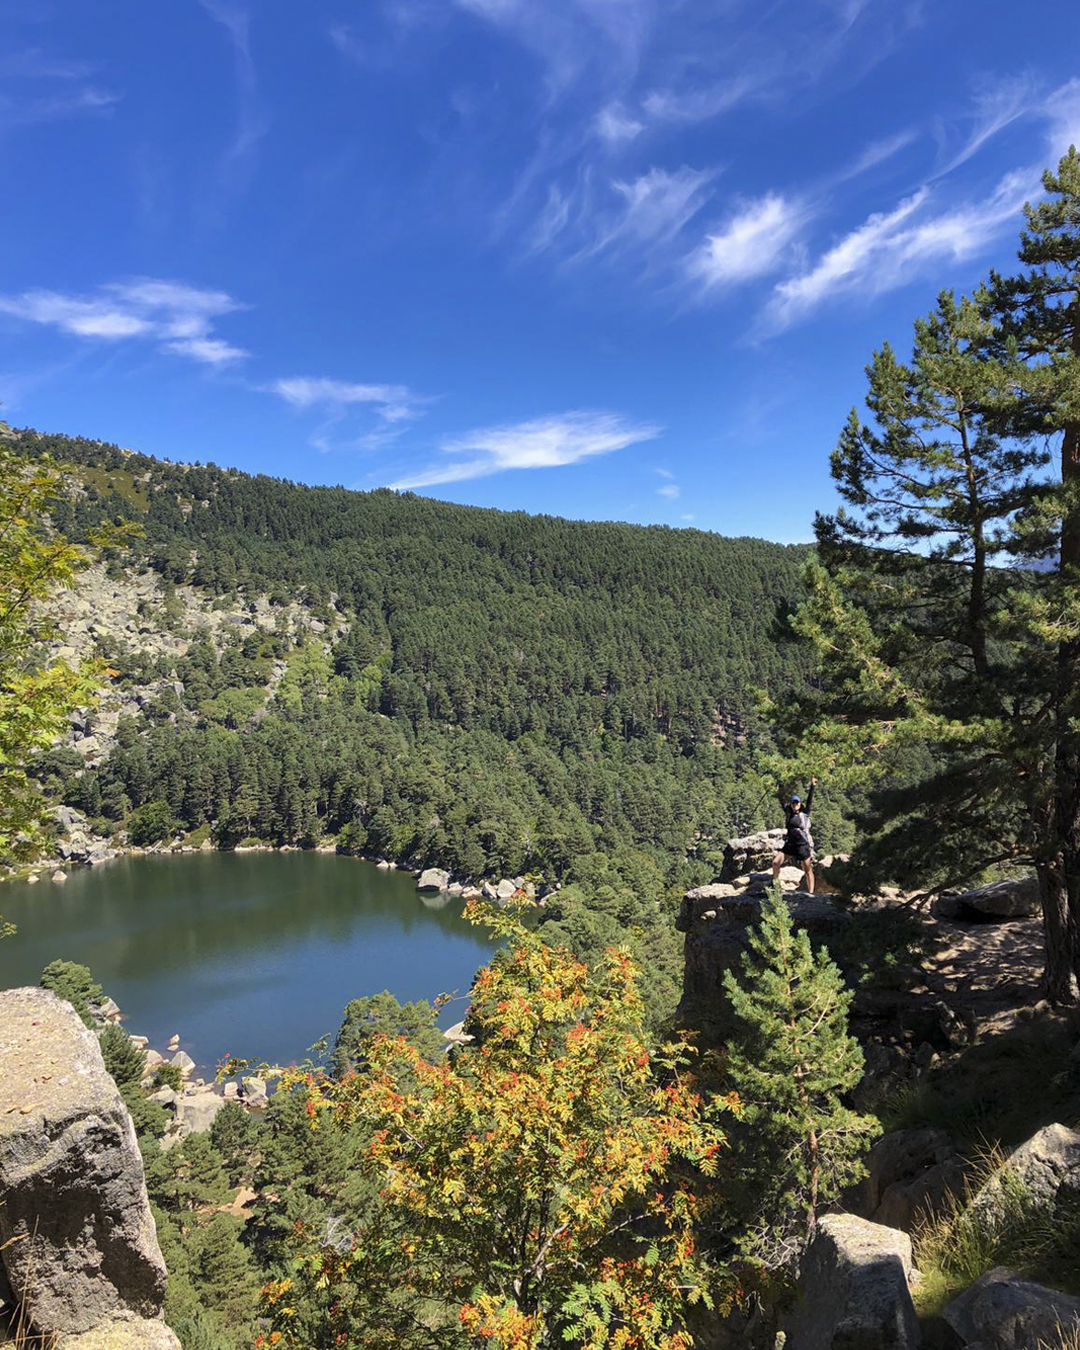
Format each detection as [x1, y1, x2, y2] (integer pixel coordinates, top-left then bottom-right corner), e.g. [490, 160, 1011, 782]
[1058, 343, 1080, 986]
[1037, 858, 1075, 1003]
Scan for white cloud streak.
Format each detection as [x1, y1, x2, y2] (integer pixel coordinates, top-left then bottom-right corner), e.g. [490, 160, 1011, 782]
[451, 0, 657, 89]
[641, 75, 759, 125]
[270, 376, 419, 423]
[269, 376, 427, 454]
[1047, 78, 1080, 157]
[198, 0, 268, 203]
[765, 168, 1033, 331]
[0, 279, 248, 365]
[688, 194, 805, 290]
[595, 103, 644, 145]
[0, 47, 120, 129]
[390, 411, 659, 489]
[553, 165, 715, 263]
[934, 74, 1038, 178]
[657, 482, 679, 499]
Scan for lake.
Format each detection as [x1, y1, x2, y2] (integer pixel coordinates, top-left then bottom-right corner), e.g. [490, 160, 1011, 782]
[0, 853, 497, 1071]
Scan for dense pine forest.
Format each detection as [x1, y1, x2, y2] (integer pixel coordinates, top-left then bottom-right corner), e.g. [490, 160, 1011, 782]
[11, 426, 834, 1022]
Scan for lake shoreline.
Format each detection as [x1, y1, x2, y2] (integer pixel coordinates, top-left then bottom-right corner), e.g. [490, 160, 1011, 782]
[0, 851, 497, 1072]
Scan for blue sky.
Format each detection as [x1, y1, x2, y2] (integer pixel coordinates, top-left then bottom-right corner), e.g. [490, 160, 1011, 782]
[2, 0, 1079, 542]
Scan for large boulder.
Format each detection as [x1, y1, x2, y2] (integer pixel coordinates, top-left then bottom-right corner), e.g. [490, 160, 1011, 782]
[972, 1122, 1080, 1219]
[241, 1076, 268, 1109]
[855, 1128, 965, 1232]
[677, 889, 851, 1043]
[784, 1214, 920, 1350]
[0, 987, 174, 1342]
[174, 1091, 226, 1135]
[417, 867, 451, 892]
[719, 829, 785, 882]
[943, 1267, 1080, 1349]
[170, 1050, 196, 1077]
[937, 876, 1040, 921]
[57, 1316, 182, 1349]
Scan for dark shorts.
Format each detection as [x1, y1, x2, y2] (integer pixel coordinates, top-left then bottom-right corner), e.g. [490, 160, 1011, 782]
[783, 844, 812, 863]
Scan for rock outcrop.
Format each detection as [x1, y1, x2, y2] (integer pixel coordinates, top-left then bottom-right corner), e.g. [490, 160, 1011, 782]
[0, 987, 178, 1347]
[972, 1122, 1080, 1220]
[677, 883, 850, 1041]
[719, 829, 785, 882]
[943, 1266, 1080, 1349]
[784, 1214, 921, 1350]
[854, 1127, 965, 1232]
[934, 875, 1040, 921]
[174, 1090, 226, 1135]
[417, 867, 451, 891]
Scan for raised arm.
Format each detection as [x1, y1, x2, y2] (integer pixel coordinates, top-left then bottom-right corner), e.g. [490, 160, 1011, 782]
[804, 777, 818, 814]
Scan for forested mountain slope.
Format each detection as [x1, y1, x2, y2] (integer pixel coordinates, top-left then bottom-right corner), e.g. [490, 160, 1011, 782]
[14, 426, 819, 1020]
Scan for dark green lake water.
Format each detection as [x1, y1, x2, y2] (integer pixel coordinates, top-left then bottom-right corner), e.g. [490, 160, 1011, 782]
[0, 853, 496, 1070]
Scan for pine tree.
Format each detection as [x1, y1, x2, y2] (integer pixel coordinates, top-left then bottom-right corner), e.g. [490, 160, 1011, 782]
[332, 990, 443, 1077]
[40, 960, 104, 1027]
[818, 289, 1044, 680]
[164, 1133, 230, 1212]
[984, 146, 1080, 993]
[189, 1212, 261, 1340]
[722, 885, 879, 1264]
[776, 236, 1077, 999]
[208, 1101, 261, 1187]
[99, 1022, 147, 1087]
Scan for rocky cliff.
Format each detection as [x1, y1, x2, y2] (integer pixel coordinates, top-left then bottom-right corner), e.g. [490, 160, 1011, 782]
[0, 987, 180, 1348]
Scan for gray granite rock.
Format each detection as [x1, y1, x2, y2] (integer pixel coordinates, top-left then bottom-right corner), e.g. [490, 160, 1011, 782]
[784, 1214, 920, 1350]
[944, 1267, 1080, 1349]
[0, 988, 169, 1338]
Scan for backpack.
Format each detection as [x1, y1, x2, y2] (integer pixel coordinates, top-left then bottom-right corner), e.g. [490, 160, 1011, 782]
[789, 811, 814, 854]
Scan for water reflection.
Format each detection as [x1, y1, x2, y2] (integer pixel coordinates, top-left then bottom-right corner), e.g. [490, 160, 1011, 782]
[0, 853, 496, 1070]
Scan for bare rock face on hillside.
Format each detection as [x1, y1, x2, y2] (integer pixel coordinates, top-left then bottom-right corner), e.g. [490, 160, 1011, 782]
[0, 987, 177, 1347]
[783, 1214, 921, 1350]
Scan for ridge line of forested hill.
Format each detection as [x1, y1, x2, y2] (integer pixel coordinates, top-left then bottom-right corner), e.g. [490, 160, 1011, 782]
[15, 426, 832, 1025]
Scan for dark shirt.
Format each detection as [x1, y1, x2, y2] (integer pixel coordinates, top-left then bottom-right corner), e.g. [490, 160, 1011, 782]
[779, 784, 814, 854]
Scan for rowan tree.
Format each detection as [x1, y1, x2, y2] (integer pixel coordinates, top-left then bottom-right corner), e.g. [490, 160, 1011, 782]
[260, 901, 732, 1350]
[0, 439, 102, 864]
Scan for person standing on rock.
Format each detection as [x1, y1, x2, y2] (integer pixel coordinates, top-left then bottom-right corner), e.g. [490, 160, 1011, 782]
[772, 776, 818, 893]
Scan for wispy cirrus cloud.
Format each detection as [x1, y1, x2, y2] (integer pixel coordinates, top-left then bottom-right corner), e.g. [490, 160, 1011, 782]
[0, 279, 248, 365]
[595, 103, 645, 146]
[535, 165, 716, 265]
[757, 74, 1080, 334]
[269, 376, 427, 453]
[640, 75, 761, 126]
[198, 0, 268, 208]
[764, 168, 1032, 332]
[390, 410, 659, 489]
[271, 376, 419, 423]
[451, 0, 657, 88]
[933, 73, 1038, 178]
[0, 47, 120, 130]
[1047, 78, 1080, 156]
